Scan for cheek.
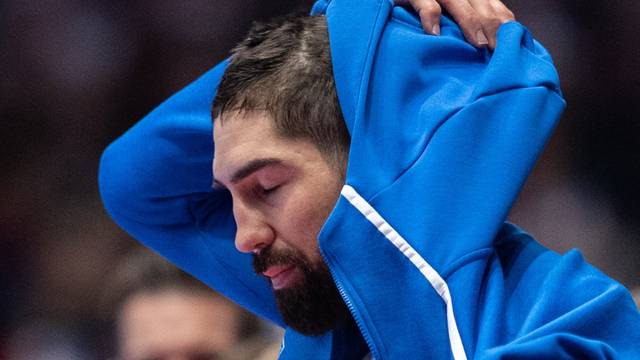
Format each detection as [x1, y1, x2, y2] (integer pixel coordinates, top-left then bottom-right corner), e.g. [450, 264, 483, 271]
[278, 190, 335, 258]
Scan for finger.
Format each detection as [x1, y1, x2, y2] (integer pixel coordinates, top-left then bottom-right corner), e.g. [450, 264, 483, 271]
[408, 0, 442, 35]
[491, 0, 515, 22]
[468, 0, 515, 49]
[437, 0, 489, 47]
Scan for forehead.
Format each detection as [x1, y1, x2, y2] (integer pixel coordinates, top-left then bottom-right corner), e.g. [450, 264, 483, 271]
[119, 291, 240, 357]
[214, 110, 276, 153]
[213, 112, 281, 170]
[213, 111, 319, 177]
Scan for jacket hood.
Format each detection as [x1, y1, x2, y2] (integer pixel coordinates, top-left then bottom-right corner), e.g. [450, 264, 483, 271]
[313, 0, 563, 271]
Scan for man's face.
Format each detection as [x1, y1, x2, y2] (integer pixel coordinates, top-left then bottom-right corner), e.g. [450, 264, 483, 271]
[118, 290, 242, 360]
[213, 111, 349, 335]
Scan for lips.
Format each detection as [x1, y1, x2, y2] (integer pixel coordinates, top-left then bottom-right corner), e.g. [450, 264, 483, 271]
[263, 264, 294, 278]
[263, 264, 302, 290]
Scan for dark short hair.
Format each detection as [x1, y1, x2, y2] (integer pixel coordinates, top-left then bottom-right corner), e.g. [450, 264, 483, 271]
[104, 248, 212, 308]
[212, 14, 350, 170]
[101, 248, 260, 340]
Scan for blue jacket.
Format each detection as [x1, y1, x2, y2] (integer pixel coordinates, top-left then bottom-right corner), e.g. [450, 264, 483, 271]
[99, 0, 640, 358]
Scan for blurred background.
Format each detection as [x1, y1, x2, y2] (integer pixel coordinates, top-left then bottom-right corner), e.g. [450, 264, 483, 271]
[1, 0, 638, 358]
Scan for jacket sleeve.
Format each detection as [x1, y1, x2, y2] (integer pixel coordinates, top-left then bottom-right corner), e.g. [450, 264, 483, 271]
[98, 61, 282, 325]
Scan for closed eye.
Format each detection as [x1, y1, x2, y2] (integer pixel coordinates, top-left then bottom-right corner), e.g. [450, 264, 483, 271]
[251, 183, 281, 199]
[262, 184, 280, 195]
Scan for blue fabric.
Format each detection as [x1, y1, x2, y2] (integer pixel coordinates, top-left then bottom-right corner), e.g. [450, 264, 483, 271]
[99, 0, 640, 358]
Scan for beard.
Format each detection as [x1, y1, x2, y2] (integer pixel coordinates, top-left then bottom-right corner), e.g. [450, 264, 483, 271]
[253, 246, 350, 336]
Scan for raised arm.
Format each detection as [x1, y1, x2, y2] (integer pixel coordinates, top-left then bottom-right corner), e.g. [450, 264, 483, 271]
[98, 62, 282, 325]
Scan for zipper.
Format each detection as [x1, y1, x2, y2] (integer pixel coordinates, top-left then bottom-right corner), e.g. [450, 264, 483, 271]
[321, 250, 381, 360]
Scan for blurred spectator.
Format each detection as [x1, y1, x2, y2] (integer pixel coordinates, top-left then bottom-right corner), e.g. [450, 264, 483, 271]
[102, 248, 281, 360]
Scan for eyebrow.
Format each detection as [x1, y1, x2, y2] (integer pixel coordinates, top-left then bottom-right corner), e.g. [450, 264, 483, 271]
[213, 158, 283, 189]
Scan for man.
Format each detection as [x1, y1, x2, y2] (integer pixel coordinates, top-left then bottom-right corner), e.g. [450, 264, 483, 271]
[104, 248, 280, 360]
[99, 0, 640, 358]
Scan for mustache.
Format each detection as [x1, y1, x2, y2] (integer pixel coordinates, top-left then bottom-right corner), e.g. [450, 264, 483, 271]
[252, 246, 311, 275]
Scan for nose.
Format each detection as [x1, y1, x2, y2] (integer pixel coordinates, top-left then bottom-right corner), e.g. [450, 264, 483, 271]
[232, 201, 274, 253]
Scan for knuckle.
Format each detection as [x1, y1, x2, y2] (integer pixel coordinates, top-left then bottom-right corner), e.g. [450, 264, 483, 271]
[490, 0, 515, 21]
[474, 4, 510, 29]
[417, 0, 442, 14]
[502, 9, 515, 21]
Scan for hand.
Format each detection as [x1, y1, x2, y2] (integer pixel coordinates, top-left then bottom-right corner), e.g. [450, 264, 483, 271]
[395, 0, 515, 49]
